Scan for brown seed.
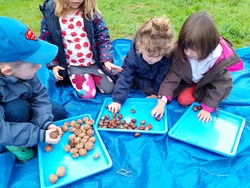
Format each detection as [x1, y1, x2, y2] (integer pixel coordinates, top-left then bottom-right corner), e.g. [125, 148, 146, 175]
[134, 133, 140, 138]
[155, 116, 161, 121]
[44, 144, 53, 152]
[131, 118, 136, 123]
[130, 109, 136, 114]
[50, 131, 59, 139]
[193, 105, 198, 112]
[140, 120, 146, 125]
[118, 114, 123, 119]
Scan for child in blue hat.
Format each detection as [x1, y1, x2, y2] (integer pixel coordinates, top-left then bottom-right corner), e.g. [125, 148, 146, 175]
[0, 16, 67, 161]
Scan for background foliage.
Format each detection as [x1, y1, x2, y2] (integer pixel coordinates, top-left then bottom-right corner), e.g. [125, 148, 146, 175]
[0, 0, 249, 48]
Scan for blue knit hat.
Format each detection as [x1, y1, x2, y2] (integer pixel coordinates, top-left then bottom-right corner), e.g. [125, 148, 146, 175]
[0, 16, 58, 64]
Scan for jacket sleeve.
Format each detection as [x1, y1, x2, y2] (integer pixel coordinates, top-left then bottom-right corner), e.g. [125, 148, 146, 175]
[201, 70, 232, 110]
[29, 75, 54, 129]
[153, 57, 172, 94]
[0, 106, 46, 147]
[111, 50, 136, 104]
[93, 13, 114, 63]
[39, 16, 59, 69]
[158, 57, 182, 99]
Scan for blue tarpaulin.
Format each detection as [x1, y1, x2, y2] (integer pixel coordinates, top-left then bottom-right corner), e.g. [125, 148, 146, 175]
[2, 39, 250, 188]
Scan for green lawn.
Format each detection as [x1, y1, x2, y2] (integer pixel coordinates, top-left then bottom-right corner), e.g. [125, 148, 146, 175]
[0, 0, 249, 48]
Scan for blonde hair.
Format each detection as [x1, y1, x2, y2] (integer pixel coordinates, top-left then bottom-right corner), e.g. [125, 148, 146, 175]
[136, 16, 174, 56]
[54, 0, 100, 20]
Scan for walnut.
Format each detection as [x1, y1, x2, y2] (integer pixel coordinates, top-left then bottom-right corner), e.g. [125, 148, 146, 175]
[88, 137, 96, 143]
[64, 144, 71, 152]
[86, 129, 94, 136]
[49, 174, 58, 184]
[70, 120, 77, 127]
[50, 130, 59, 139]
[70, 148, 78, 154]
[72, 153, 79, 158]
[61, 125, 68, 132]
[56, 166, 66, 177]
[84, 141, 94, 151]
[79, 148, 87, 156]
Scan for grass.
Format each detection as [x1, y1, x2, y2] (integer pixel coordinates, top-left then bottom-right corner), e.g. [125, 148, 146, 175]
[0, 0, 249, 48]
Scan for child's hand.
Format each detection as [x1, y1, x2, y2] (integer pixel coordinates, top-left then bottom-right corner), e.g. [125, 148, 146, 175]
[146, 94, 157, 98]
[48, 124, 63, 136]
[108, 102, 121, 114]
[52, 65, 65, 80]
[104, 62, 123, 73]
[151, 100, 167, 119]
[45, 128, 62, 144]
[197, 109, 212, 122]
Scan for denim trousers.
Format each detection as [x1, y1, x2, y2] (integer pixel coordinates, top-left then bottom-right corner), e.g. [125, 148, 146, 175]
[0, 98, 67, 153]
[2, 98, 67, 122]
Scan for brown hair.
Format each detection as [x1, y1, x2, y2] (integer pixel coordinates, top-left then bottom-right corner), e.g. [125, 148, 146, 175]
[135, 15, 174, 56]
[54, 0, 99, 20]
[177, 11, 220, 61]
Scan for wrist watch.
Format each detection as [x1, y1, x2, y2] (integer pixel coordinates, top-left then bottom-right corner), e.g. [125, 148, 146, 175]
[157, 94, 168, 102]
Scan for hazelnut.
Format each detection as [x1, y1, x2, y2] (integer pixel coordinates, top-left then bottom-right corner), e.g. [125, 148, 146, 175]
[134, 133, 140, 138]
[44, 144, 53, 152]
[130, 109, 136, 114]
[93, 153, 100, 159]
[155, 116, 161, 121]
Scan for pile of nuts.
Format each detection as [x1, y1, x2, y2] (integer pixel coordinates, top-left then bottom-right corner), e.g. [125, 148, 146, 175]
[62, 117, 98, 158]
[45, 116, 101, 185]
[97, 113, 153, 131]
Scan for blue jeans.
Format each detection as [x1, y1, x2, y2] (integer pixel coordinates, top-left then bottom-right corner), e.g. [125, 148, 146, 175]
[2, 98, 67, 122]
[0, 99, 67, 154]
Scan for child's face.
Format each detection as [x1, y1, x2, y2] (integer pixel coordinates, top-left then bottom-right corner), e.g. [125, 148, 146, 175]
[141, 49, 164, 65]
[68, 0, 84, 9]
[184, 48, 201, 60]
[12, 62, 41, 80]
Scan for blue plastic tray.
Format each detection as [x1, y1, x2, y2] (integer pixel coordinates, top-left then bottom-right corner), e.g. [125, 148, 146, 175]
[38, 114, 112, 188]
[95, 98, 168, 134]
[168, 102, 245, 157]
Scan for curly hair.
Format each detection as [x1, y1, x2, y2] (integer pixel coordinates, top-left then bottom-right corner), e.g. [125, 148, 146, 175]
[54, 0, 99, 20]
[135, 15, 174, 56]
